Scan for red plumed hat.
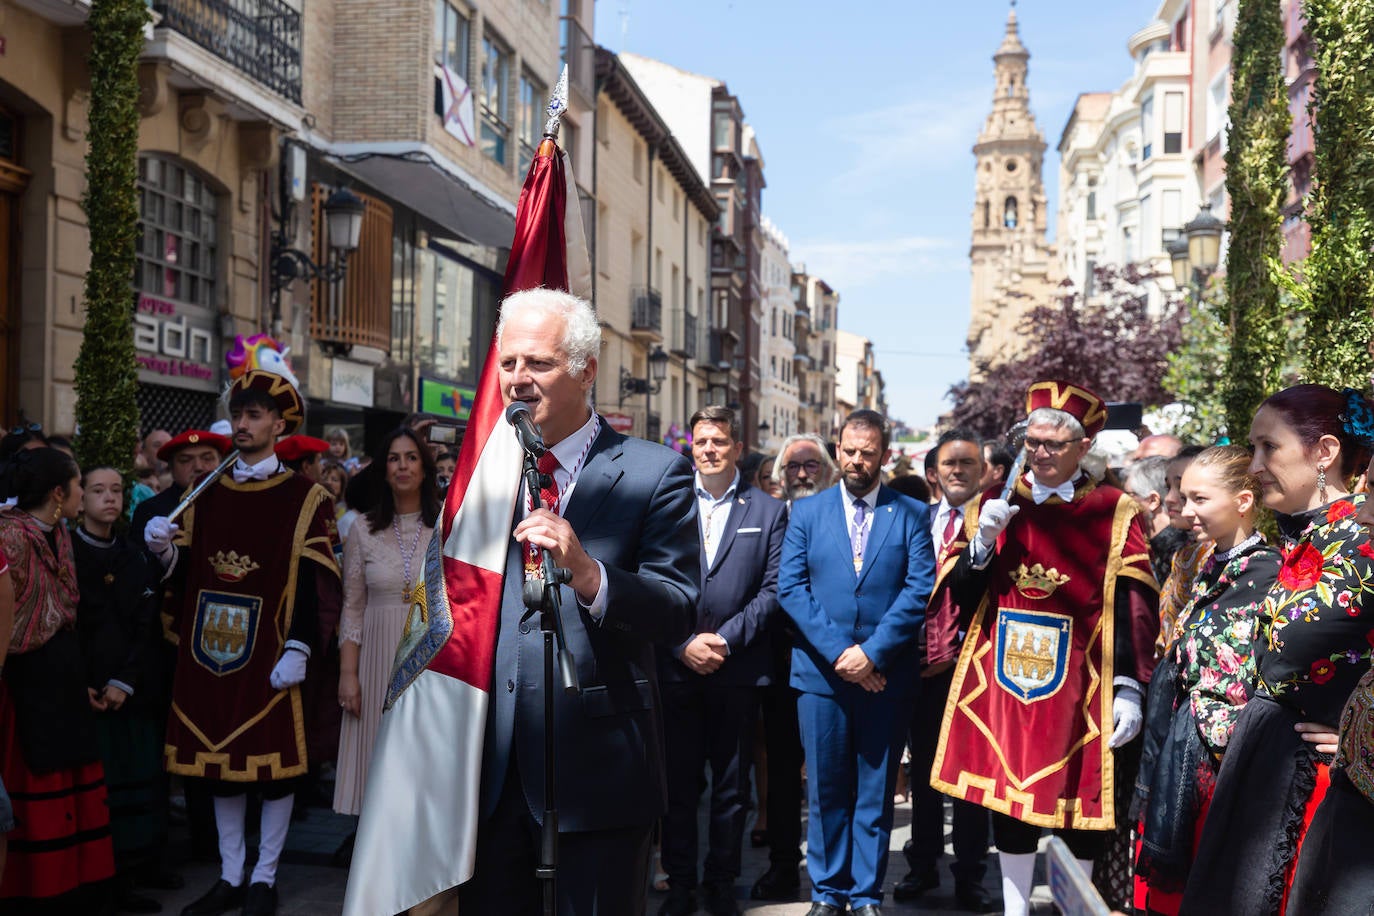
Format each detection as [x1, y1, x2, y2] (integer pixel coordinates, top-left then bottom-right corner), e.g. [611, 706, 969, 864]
[1025, 379, 1107, 439]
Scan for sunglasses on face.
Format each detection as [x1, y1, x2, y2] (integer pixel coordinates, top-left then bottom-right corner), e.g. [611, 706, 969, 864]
[783, 459, 822, 474]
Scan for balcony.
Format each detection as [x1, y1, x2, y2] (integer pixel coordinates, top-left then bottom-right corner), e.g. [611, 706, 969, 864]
[669, 309, 698, 360]
[152, 0, 301, 104]
[631, 286, 662, 340]
[560, 16, 596, 105]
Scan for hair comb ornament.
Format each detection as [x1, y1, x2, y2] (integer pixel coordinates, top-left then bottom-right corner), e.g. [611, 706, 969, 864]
[1339, 388, 1374, 448]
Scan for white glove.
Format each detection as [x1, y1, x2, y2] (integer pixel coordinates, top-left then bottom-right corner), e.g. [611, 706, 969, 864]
[269, 648, 309, 690]
[976, 498, 1020, 551]
[144, 516, 180, 567]
[1108, 684, 1144, 748]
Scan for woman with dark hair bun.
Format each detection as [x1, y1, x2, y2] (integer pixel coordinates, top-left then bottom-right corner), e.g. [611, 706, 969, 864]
[1182, 385, 1374, 915]
[332, 427, 439, 815]
[0, 448, 116, 908]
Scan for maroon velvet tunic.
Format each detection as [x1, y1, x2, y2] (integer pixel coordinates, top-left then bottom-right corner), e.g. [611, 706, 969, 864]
[931, 477, 1157, 830]
[164, 473, 340, 782]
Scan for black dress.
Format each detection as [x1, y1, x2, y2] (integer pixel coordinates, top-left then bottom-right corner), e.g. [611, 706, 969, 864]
[72, 525, 167, 870]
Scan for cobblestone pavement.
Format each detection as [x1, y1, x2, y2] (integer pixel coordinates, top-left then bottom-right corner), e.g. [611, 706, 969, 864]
[144, 791, 1068, 915]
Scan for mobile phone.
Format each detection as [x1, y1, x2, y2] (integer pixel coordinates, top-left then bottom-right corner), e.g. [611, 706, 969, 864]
[429, 424, 457, 445]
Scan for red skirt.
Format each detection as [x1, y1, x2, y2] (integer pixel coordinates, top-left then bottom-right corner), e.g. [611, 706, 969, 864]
[0, 683, 115, 901]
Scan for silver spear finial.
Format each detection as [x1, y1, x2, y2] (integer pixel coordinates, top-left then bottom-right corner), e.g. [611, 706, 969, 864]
[543, 66, 569, 140]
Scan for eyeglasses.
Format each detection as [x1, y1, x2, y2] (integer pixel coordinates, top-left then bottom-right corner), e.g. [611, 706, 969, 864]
[783, 459, 822, 475]
[9, 422, 41, 435]
[1023, 437, 1077, 455]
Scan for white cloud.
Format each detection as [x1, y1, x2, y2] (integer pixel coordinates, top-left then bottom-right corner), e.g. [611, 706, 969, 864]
[821, 87, 988, 191]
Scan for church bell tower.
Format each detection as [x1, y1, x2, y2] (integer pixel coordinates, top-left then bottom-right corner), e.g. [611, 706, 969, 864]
[967, 2, 1055, 374]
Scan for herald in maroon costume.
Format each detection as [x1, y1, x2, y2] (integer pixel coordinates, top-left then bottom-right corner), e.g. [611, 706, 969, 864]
[931, 477, 1156, 830]
[164, 473, 339, 781]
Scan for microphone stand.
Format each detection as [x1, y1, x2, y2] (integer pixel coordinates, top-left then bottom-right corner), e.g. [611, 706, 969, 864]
[518, 443, 580, 916]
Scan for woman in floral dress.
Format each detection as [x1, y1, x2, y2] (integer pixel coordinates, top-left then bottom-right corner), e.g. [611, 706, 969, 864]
[1284, 449, 1374, 915]
[1183, 385, 1374, 915]
[1134, 446, 1280, 915]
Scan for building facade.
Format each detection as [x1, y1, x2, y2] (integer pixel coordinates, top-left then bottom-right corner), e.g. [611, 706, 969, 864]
[591, 48, 717, 444]
[618, 52, 766, 449]
[1057, 4, 1198, 310]
[966, 5, 1060, 377]
[757, 215, 796, 452]
[791, 267, 838, 438]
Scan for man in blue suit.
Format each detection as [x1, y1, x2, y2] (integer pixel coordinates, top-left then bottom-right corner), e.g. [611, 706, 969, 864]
[780, 409, 935, 916]
[455, 288, 700, 916]
[657, 405, 787, 916]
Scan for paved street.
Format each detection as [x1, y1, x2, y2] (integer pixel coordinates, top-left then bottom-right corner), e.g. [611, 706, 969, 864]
[144, 792, 1063, 915]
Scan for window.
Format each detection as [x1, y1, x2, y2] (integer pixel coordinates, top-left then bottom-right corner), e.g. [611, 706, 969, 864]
[1086, 178, 1098, 220]
[518, 71, 545, 172]
[633, 140, 644, 184]
[1003, 196, 1018, 229]
[713, 112, 732, 150]
[1162, 189, 1182, 237]
[1140, 96, 1155, 160]
[480, 33, 511, 165]
[1140, 194, 1155, 257]
[416, 238, 500, 384]
[137, 155, 218, 308]
[1163, 92, 1184, 154]
[1206, 71, 1229, 145]
[434, 1, 469, 77]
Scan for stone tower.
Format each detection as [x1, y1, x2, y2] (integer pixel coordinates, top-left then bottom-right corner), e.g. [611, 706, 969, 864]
[966, 2, 1060, 377]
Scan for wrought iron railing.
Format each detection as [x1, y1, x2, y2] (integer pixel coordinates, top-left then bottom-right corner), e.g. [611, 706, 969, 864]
[631, 286, 662, 334]
[153, 0, 302, 104]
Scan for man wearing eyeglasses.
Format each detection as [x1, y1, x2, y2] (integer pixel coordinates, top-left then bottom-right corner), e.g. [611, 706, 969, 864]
[749, 433, 837, 903]
[930, 380, 1160, 916]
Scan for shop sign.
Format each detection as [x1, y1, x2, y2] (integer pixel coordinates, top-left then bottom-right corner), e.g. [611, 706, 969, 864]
[602, 412, 635, 434]
[134, 293, 219, 392]
[331, 359, 375, 407]
[420, 376, 476, 420]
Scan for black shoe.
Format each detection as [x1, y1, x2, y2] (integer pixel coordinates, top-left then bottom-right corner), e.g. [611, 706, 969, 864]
[657, 884, 696, 916]
[117, 888, 163, 914]
[703, 881, 740, 916]
[750, 865, 800, 901]
[805, 904, 843, 916]
[179, 880, 245, 916]
[892, 869, 939, 901]
[852, 906, 882, 916]
[954, 879, 997, 913]
[241, 882, 278, 916]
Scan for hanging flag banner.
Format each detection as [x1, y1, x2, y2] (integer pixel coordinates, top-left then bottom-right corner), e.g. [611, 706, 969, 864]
[435, 63, 476, 147]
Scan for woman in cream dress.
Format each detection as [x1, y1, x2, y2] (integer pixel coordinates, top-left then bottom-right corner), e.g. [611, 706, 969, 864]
[333, 428, 439, 815]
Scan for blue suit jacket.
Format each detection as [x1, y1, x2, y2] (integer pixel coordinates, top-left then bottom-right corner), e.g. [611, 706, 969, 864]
[779, 484, 934, 697]
[658, 479, 788, 687]
[481, 424, 700, 832]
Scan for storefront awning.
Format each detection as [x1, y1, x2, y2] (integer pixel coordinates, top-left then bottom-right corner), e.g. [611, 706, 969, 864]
[329, 153, 515, 252]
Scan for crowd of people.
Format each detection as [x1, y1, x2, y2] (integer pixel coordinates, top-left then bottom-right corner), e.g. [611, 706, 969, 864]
[0, 289, 1371, 916]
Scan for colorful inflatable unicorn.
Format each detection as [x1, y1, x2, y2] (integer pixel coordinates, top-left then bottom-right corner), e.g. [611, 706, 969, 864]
[224, 334, 299, 389]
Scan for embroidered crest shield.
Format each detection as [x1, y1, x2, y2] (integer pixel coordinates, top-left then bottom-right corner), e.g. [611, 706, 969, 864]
[191, 591, 262, 675]
[995, 608, 1072, 703]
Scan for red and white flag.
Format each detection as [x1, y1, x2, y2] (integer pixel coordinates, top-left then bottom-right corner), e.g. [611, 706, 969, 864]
[342, 141, 588, 915]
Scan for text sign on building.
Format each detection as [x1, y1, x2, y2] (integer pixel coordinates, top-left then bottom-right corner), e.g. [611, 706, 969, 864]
[134, 293, 220, 392]
[331, 358, 375, 407]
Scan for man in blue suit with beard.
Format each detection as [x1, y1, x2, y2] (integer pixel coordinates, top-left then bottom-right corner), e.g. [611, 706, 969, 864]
[780, 409, 934, 916]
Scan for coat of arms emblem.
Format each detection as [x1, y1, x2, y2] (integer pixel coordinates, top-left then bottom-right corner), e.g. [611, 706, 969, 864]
[995, 608, 1072, 703]
[191, 591, 262, 675]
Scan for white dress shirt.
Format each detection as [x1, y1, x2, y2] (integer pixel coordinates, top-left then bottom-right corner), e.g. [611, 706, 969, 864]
[841, 484, 880, 570]
[524, 412, 609, 618]
[931, 498, 964, 557]
[695, 470, 739, 569]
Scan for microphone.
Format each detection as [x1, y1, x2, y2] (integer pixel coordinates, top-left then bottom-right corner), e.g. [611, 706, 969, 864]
[505, 401, 548, 457]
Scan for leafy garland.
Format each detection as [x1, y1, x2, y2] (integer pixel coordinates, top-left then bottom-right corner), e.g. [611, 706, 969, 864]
[1222, 0, 1290, 436]
[73, 0, 148, 475]
[1300, 0, 1374, 388]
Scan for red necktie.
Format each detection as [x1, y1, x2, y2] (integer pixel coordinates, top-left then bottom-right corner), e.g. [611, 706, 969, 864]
[537, 451, 561, 512]
[941, 509, 959, 554]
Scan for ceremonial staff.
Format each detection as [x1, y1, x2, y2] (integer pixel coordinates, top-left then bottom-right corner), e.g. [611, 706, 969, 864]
[166, 448, 240, 523]
[999, 419, 1028, 500]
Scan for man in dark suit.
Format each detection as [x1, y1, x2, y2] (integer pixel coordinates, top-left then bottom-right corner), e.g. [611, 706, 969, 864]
[781, 410, 934, 916]
[457, 288, 700, 916]
[658, 406, 787, 916]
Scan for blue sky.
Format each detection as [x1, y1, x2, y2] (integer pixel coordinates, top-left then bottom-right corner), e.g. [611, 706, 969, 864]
[594, 0, 1160, 428]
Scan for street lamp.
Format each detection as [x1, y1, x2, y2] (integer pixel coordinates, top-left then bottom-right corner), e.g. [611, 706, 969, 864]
[619, 346, 669, 438]
[1167, 235, 1191, 289]
[271, 187, 365, 293]
[1183, 202, 1223, 279]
